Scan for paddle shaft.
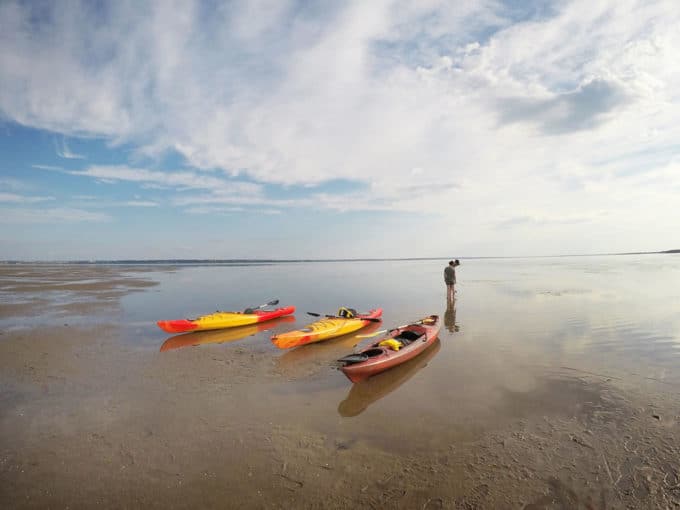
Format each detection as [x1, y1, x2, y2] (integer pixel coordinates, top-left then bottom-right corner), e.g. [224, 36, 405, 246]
[356, 318, 431, 338]
[306, 312, 381, 323]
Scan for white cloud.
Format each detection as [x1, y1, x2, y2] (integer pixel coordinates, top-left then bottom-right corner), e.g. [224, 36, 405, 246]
[122, 200, 159, 207]
[0, 177, 30, 190]
[1, 0, 680, 253]
[0, 192, 55, 203]
[55, 138, 85, 159]
[495, 210, 609, 230]
[69, 165, 262, 196]
[32, 164, 64, 170]
[185, 205, 282, 216]
[185, 205, 246, 214]
[0, 207, 111, 223]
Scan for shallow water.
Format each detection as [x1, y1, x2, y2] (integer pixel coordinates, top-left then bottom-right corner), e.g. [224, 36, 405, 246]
[119, 255, 680, 432]
[124, 254, 680, 374]
[3, 255, 680, 507]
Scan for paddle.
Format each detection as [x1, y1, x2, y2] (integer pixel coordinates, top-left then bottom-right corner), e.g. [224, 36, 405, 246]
[306, 312, 382, 323]
[355, 317, 432, 338]
[244, 299, 279, 314]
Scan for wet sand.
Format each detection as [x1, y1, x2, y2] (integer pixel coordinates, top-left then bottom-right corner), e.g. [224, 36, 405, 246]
[1, 264, 680, 509]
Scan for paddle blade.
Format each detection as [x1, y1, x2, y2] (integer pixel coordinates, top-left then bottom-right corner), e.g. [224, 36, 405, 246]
[245, 299, 280, 313]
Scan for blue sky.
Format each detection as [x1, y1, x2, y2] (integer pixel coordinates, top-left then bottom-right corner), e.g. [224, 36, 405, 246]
[1, 0, 679, 260]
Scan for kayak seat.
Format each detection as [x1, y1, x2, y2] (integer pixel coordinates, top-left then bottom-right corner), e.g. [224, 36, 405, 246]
[393, 330, 423, 347]
[395, 330, 421, 342]
[338, 307, 358, 318]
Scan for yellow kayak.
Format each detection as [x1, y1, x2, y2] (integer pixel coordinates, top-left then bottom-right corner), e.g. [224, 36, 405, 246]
[157, 305, 296, 333]
[160, 316, 296, 352]
[271, 308, 382, 349]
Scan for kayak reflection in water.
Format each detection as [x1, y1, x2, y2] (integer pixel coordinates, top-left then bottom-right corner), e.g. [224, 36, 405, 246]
[337, 339, 441, 417]
[279, 322, 383, 365]
[444, 295, 459, 333]
[275, 321, 384, 379]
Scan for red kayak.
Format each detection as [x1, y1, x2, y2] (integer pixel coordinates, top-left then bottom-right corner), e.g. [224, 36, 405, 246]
[338, 315, 440, 383]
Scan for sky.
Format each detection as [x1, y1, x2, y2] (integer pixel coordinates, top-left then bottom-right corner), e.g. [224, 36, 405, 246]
[1, 0, 679, 260]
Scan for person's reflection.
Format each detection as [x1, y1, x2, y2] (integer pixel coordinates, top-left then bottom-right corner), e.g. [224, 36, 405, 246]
[444, 296, 459, 333]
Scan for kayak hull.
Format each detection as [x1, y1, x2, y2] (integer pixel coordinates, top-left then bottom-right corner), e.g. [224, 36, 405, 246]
[271, 308, 383, 349]
[160, 316, 296, 351]
[339, 315, 440, 383]
[157, 306, 296, 334]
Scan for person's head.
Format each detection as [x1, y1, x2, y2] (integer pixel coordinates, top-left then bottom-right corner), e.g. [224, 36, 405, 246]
[448, 260, 455, 266]
[455, 259, 460, 266]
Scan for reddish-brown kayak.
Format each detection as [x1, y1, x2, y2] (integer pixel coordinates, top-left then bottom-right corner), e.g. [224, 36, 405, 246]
[338, 315, 440, 383]
[338, 339, 441, 417]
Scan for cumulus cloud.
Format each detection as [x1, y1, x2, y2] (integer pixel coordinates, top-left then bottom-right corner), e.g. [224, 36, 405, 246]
[1, 0, 680, 252]
[497, 79, 630, 134]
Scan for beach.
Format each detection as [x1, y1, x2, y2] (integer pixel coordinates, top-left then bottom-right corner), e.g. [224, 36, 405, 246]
[1, 260, 680, 509]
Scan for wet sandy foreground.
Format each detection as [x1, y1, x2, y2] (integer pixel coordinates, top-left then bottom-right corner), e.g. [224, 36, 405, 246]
[1, 264, 679, 509]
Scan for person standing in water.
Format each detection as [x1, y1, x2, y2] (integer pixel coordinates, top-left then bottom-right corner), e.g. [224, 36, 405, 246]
[444, 259, 458, 301]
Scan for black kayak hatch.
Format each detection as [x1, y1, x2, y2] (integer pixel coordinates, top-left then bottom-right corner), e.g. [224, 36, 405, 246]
[337, 354, 368, 365]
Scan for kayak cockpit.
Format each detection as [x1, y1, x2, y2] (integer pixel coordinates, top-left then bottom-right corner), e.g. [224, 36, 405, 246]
[394, 329, 423, 342]
[337, 348, 385, 366]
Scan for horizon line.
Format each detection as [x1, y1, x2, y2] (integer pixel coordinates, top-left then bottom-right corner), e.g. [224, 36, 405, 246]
[1, 249, 678, 264]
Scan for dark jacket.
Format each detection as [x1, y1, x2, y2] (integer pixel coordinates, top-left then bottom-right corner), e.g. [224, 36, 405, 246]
[444, 265, 456, 284]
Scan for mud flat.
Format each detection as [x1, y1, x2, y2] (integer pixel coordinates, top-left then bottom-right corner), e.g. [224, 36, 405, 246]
[1, 263, 679, 509]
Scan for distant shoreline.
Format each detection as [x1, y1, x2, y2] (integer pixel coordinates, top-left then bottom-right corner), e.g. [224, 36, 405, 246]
[1, 249, 678, 265]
